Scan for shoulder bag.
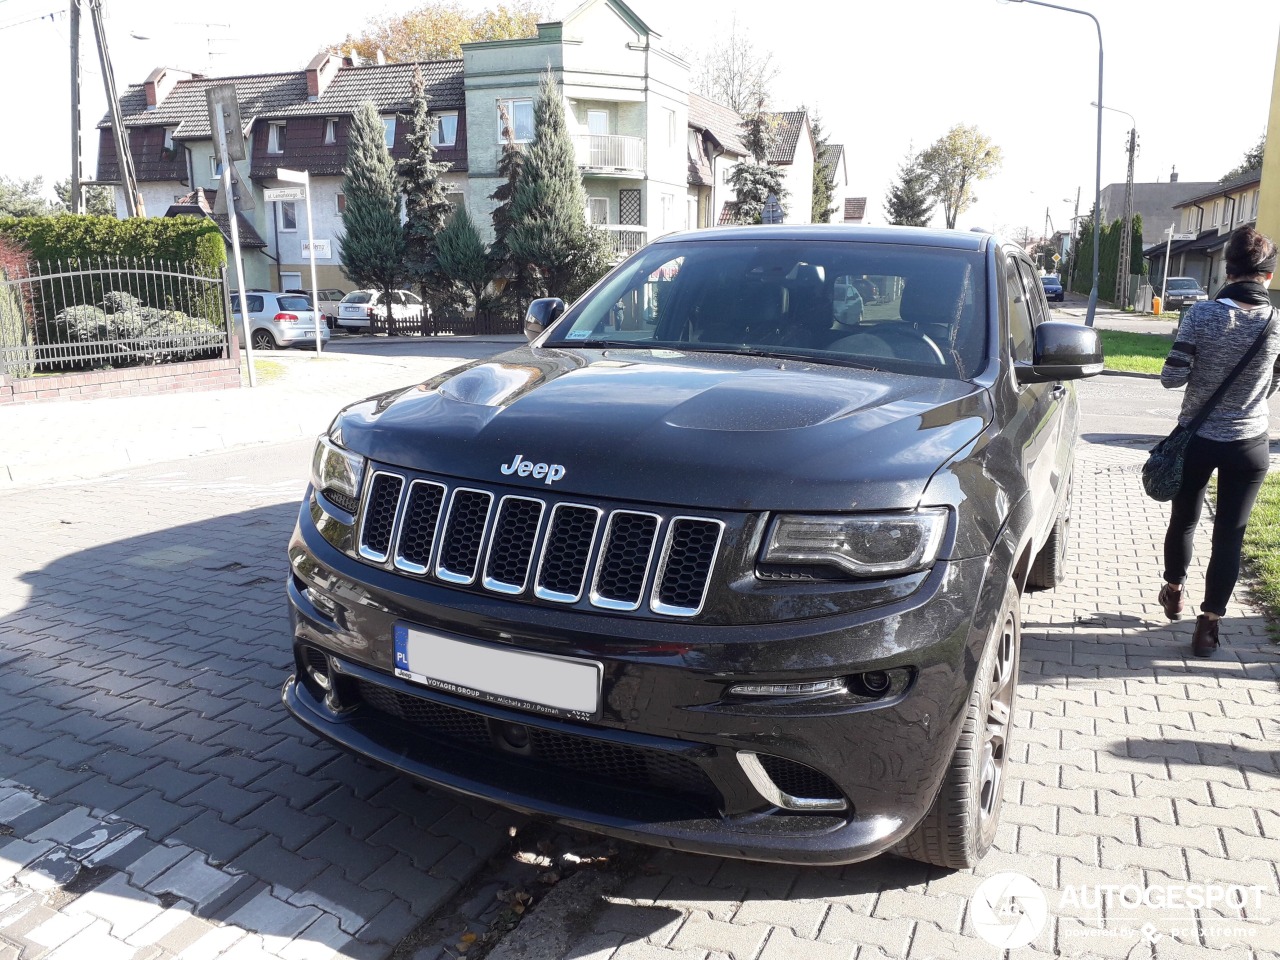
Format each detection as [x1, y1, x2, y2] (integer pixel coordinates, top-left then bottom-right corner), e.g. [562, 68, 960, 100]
[1142, 308, 1277, 502]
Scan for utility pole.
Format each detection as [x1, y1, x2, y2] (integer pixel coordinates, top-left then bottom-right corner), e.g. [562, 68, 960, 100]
[88, 0, 144, 217]
[69, 0, 83, 213]
[1116, 126, 1137, 310]
[1069, 185, 1081, 291]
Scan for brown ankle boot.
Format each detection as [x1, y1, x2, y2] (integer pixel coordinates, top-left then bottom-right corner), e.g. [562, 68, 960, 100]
[1192, 615, 1220, 658]
[1158, 584, 1184, 620]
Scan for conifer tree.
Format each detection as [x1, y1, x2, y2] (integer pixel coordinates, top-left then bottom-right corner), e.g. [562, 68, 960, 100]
[507, 71, 611, 300]
[400, 65, 457, 324]
[489, 103, 531, 318]
[884, 149, 936, 227]
[809, 111, 835, 224]
[340, 101, 406, 333]
[725, 101, 787, 225]
[436, 206, 497, 328]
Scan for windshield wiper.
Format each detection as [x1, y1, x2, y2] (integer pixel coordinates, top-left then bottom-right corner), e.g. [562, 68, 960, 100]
[685, 344, 881, 371]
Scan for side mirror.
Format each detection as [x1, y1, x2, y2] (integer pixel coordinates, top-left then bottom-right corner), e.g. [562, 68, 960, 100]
[524, 298, 566, 341]
[1015, 320, 1104, 383]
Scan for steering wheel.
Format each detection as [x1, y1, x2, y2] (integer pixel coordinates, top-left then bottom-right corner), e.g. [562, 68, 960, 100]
[859, 324, 947, 366]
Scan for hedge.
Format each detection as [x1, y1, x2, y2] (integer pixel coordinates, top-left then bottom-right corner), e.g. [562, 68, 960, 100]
[0, 214, 226, 275]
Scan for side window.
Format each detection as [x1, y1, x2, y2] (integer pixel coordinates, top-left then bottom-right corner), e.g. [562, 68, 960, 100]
[1016, 259, 1050, 328]
[248, 295, 264, 313]
[1005, 257, 1034, 364]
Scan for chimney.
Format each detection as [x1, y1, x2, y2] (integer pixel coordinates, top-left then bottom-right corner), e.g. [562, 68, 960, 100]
[376, 48, 386, 65]
[144, 66, 193, 110]
[1170, 165, 1179, 183]
[306, 52, 344, 101]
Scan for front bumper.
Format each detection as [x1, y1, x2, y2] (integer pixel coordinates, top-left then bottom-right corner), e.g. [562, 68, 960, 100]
[284, 504, 996, 865]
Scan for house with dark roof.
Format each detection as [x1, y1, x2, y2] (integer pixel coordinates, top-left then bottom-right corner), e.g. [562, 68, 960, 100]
[1144, 171, 1264, 292]
[98, 54, 467, 291]
[97, 0, 845, 293]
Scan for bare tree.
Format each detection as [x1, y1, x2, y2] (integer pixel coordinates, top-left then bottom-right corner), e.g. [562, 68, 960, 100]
[691, 16, 779, 113]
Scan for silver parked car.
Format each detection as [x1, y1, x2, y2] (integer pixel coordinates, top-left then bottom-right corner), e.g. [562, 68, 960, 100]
[231, 291, 331, 350]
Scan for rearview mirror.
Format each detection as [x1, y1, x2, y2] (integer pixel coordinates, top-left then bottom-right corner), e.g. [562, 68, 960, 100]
[1015, 320, 1104, 383]
[525, 298, 566, 341]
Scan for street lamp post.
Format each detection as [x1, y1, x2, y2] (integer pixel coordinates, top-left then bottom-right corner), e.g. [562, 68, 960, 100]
[1007, 0, 1103, 326]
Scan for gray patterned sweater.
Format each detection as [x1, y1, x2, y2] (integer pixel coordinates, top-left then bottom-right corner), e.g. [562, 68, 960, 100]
[1160, 299, 1280, 441]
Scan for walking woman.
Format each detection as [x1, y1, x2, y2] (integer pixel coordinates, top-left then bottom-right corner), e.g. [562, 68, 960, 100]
[1158, 225, 1279, 656]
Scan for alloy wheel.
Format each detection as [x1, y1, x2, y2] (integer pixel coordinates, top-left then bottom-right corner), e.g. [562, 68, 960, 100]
[978, 614, 1017, 826]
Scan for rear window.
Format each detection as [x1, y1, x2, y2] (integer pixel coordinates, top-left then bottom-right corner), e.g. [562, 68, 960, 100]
[343, 292, 372, 304]
[277, 296, 311, 311]
[545, 238, 989, 380]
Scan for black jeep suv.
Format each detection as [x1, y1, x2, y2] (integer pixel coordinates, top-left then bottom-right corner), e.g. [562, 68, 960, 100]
[284, 226, 1102, 867]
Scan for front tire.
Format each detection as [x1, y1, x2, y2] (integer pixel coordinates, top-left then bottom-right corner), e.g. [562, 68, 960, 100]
[896, 584, 1020, 869]
[1028, 478, 1071, 591]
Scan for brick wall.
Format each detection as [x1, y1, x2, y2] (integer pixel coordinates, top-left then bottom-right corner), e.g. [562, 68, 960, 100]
[0, 356, 241, 405]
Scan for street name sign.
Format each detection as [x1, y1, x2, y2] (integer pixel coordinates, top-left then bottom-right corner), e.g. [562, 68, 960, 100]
[264, 187, 307, 202]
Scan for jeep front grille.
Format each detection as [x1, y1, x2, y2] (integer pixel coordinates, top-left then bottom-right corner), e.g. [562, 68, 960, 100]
[352, 467, 723, 617]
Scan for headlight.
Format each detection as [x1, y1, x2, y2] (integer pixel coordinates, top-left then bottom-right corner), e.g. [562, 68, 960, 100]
[310, 433, 365, 514]
[762, 508, 947, 578]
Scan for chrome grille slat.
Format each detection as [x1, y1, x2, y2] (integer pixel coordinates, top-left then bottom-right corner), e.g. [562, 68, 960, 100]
[358, 472, 405, 563]
[482, 496, 546, 594]
[534, 503, 603, 603]
[435, 488, 495, 584]
[355, 470, 722, 616]
[590, 511, 662, 611]
[393, 480, 448, 574]
[651, 517, 726, 617]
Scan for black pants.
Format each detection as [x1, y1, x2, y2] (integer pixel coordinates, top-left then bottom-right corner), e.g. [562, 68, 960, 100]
[1163, 432, 1270, 616]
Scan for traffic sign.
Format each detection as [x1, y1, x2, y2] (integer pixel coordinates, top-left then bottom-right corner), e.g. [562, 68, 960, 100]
[1052, 253, 1061, 263]
[1171, 233, 1195, 241]
[205, 85, 246, 163]
[264, 186, 307, 202]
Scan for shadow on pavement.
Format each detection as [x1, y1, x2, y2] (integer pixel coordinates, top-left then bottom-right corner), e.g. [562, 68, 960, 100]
[0, 500, 508, 955]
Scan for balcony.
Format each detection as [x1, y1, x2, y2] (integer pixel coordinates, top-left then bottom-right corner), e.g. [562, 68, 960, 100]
[574, 135, 645, 178]
[596, 225, 648, 259]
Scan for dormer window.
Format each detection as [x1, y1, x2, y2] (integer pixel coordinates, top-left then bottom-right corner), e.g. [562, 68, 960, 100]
[268, 122, 287, 154]
[162, 127, 178, 161]
[431, 111, 458, 148]
[324, 118, 339, 144]
[382, 117, 396, 149]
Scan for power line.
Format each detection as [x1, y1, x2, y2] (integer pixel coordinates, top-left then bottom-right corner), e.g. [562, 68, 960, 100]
[0, 7, 65, 31]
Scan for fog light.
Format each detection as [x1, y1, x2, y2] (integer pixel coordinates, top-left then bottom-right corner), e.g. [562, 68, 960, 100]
[858, 671, 891, 696]
[728, 678, 846, 698]
[303, 647, 332, 692]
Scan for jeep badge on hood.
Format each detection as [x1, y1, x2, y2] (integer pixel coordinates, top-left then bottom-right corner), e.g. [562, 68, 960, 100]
[500, 453, 566, 485]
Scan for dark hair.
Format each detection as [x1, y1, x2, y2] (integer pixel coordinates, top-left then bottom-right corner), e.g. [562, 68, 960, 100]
[1225, 225, 1278, 279]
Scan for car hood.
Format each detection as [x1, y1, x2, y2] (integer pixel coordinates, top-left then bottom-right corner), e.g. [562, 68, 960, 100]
[334, 346, 991, 511]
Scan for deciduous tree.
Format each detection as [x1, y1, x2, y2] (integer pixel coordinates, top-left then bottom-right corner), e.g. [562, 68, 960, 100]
[884, 148, 935, 227]
[690, 16, 779, 114]
[335, 1, 542, 63]
[339, 102, 407, 334]
[1220, 133, 1265, 182]
[918, 125, 1002, 230]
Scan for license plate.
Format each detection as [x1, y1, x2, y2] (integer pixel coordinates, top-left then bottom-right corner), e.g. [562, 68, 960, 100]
[393, 624, 602, 720]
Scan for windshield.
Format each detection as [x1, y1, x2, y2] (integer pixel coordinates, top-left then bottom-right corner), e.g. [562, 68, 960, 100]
[1040, 277, 1059, 285]
[1167, 279, 1199, 291]
[544, 238, 989, 379]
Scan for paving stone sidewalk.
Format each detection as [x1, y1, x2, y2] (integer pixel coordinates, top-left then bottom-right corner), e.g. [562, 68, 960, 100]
[501, 440, 1280, 960]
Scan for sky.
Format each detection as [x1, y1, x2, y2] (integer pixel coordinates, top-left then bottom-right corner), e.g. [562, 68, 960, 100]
[1, 0, 1277, 237]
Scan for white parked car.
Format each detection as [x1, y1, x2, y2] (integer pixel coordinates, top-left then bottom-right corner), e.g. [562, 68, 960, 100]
[286, 288, 347, 327]
[335, 289, 430, 332]
[231, 291, 331, 350]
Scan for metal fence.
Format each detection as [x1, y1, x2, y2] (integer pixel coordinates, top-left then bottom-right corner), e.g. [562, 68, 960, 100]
[0, 257, 230, 377]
